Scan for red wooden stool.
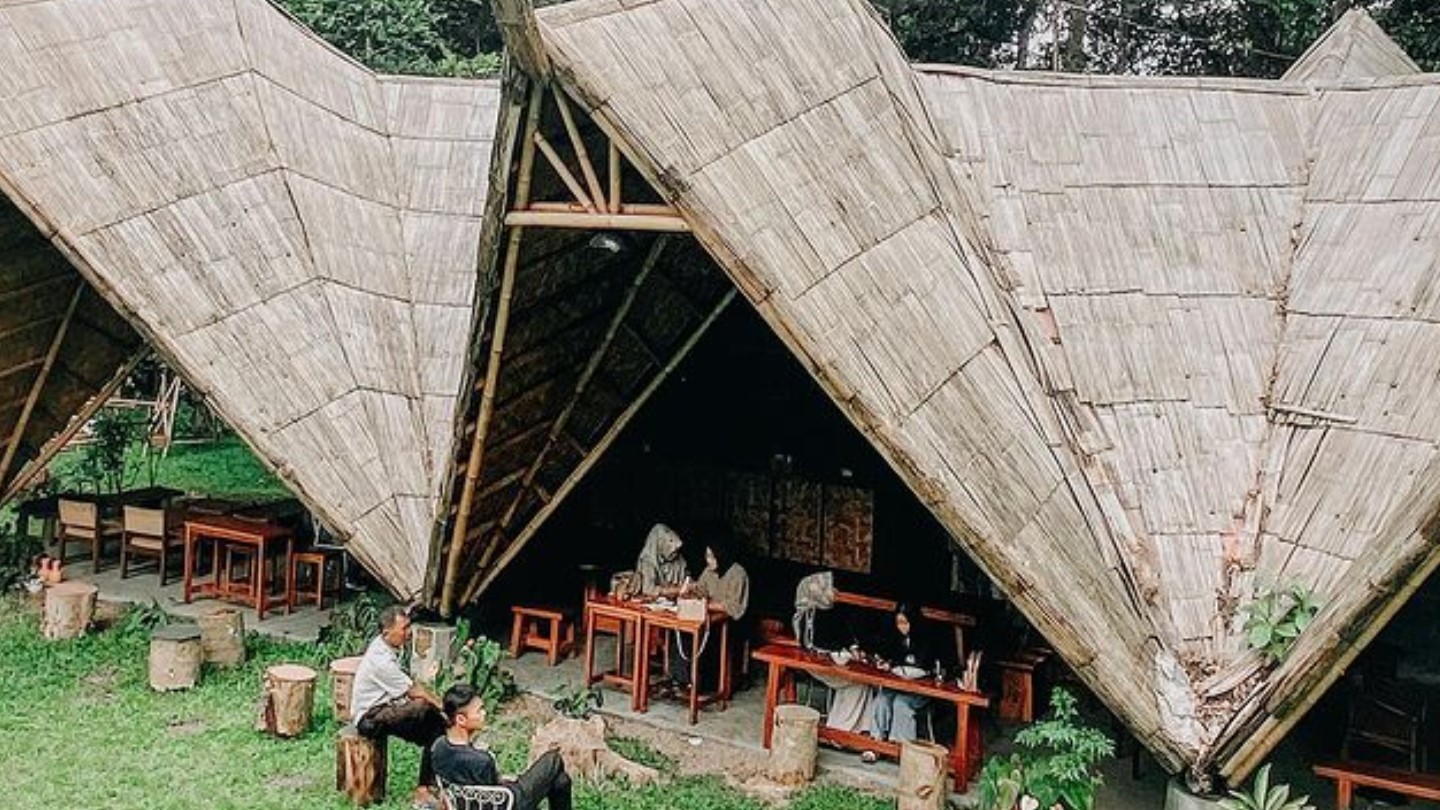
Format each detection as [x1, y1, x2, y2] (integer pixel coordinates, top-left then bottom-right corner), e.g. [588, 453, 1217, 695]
[288, 548, 343, 611]
[510, 605, 575, 666]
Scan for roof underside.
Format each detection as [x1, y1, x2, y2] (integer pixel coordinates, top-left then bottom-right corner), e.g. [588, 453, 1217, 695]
[513, 0, 1440, 783]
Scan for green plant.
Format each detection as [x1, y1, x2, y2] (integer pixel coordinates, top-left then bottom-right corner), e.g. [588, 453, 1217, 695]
[978, 688, 1115, 810]
[1218, 764, 1314, 810]
[74, 408, 144, 494]
[1241, 584, 1319, 664]
[442, 617, 516, 709]
[0, 522, 40, 593]
[552, 681, 603, 719]
[114, 599, 171, 638]
[317, 591, 392, 657]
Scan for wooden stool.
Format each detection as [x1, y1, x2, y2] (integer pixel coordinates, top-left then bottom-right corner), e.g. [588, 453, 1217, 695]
[42, 581, 98, 640]
[337, 724, 387, 806]
[999, 648, 1050, 722]
[330, 656, 363, 723]
[288, 548, 342, 611]
[198, 608, 246, 668]
[510, 605, 575, 666]
[257, 663, 316, 738]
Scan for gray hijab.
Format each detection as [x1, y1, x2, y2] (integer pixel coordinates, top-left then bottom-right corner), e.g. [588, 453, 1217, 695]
[634, 523, 686, 594]
[792, 571, 835, 649]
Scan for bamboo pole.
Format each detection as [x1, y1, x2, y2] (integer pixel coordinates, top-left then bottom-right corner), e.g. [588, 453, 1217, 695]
[608, 141, 622, 214]
[0, 284, 83, 489]
[490, 236, 671, 536]
[534, 131, 595, 211]
[527, 202, 680, 216]
[461, 289, 737, 603]
[439, 80, 545, 618]
[503, 211, 689, 232]
[553, 90, 606, 211]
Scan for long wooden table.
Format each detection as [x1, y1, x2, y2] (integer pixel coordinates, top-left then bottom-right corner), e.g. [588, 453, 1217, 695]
[752, 643, 990, 789]
[182, 514, 293, 619]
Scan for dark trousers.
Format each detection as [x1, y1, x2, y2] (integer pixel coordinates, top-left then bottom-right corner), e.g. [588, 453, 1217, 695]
[508, 750, 572, 810]
[357, 697, 447, 788]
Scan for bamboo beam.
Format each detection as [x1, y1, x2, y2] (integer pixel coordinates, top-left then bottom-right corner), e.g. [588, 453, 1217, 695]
[0, 284, 82, 490]
[534, 131, 595, 211]
[490, 0, 550, 77]
[491, 236, 671, 538]
[527, 202, 681, 217]
[439, 80, 545, 618]
[552, 90, 606, 211]
[2, 349, 146, 502]
[608, 141, 622, 214]
[504, 210, 689, 232]
[460, 288, 738, 604]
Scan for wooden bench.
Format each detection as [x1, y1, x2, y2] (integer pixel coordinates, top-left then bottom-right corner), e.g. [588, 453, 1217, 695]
[510, 605, 575, 666]
[832, 590, 977, 662]
[1313, 760, 1440, 810]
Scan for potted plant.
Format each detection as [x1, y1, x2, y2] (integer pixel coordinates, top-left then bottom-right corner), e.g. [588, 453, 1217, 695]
[978, 688, 1115, 810]
[1217, 764, 1313, 810]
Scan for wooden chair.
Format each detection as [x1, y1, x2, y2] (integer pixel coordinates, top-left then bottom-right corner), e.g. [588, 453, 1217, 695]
[119, 506, 182, 585]
[1342, 676, 1428, 772]
[56, 499, 122, 572]
[288, 547, 343, 610]
[510, 605, 575, 666]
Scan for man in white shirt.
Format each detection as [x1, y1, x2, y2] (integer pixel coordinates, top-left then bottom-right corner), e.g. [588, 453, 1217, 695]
[352, 605, 446, 808]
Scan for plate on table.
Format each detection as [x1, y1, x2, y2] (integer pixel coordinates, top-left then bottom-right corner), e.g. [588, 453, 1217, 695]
[892, 665, 927, 680]
[829, 650, 854, 666]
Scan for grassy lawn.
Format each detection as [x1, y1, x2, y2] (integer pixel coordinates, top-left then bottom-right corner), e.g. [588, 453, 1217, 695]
[0, 597, 893, 810]
[45, 435, 291, 501]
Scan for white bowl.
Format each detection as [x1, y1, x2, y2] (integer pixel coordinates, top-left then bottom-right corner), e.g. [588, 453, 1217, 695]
[829, 650, 853, 666]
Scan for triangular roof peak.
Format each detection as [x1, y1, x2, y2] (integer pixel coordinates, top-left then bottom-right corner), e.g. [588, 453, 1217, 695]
[1284, 8, 1420, 82]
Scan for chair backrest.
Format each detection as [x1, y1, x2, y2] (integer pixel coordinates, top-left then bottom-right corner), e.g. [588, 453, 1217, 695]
[436, 777, 514, 810]
[59, 499, 98, 531]
[124, 506, 166, 537]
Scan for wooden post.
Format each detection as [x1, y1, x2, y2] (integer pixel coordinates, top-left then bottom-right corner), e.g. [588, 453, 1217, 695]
[330, 656, 363, 723]
[767, 704, 820, 785]
[197, 608, 246, 668]
[336, 725, 387, 806]
[42, 581, 97, 640]
[409, 624, 456, 687]
[897, 740, 949, 810]
[149, 624, 203, 691]
[257, 664, 317, 738]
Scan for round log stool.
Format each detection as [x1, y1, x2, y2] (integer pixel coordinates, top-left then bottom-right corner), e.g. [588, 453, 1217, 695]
[198, 608, 246, 668]
[42, 581, 98, 640]
[329, 655, 363, 723]
[336, 724, 387, 806]
[767, 703, 820, 785]
[149, 624, 203, 691]
[257, 663, 317, 738]
[897, 740, 949, 810]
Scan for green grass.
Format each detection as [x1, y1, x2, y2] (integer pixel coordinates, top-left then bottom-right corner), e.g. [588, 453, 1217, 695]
[46, 435, 290, 501]
[0, 597, 893, 810]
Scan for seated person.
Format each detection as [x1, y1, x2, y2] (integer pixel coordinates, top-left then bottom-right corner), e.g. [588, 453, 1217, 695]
[869, 603, 936, 748]
[352, 605, 447, 808]
[632, 523, 688, 598]
[670, 538, 749, 690]
[794, 571, 873, 733]
[432, 684, 573, 810]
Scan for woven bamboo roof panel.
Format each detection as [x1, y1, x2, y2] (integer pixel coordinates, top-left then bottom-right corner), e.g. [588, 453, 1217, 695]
[0, 0, 501, 597]
[527, 0, 1440, 782]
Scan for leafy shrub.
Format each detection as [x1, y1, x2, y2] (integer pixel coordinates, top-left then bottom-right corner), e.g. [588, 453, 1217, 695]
[442, 617, 516, 710]
[1218, 764, 1313, 810]
[978, 688, 1114, 810]
[317, 591, 392, 658]
[552, 682, 603, 719]
[0, 523, 40, 593]
[1241, 584, 1319, 664]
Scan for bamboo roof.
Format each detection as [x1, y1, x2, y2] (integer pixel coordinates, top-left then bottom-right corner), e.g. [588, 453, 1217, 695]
[0, 0, 501, 597]
[478, 0, 1440, 784]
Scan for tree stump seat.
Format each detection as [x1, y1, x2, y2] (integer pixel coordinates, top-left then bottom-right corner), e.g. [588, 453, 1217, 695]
[510, 605, 576, 666]
[336, 724, 387, 806]
[149, 623, 203, 691]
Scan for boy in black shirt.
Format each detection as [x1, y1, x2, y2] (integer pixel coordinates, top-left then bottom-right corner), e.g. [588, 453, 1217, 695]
[432, 684, 573, 810]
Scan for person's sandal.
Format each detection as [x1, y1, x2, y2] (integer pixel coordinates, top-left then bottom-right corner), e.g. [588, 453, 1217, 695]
[861, 750, 878, 764]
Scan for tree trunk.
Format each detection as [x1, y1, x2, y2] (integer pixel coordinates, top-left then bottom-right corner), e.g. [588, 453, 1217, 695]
[42, 581, 97, 640]
[149, 624, 203, 691]
[336, 725, 387, 806]
[257, 664, 317, 738]
[198, 608, 246, 668]
[768, 704, 820, 785]
[529, 715, 659, 785]
[897, 740, 948, 810]
[330, 655, 363, 723]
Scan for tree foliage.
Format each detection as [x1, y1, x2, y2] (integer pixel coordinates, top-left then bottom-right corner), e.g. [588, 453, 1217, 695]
[279, 0, 499, 77]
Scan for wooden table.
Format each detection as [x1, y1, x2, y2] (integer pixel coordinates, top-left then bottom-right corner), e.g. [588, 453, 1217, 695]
[752, 643, 990, 789]
[182, 514, 293, 619]
[583, 596, 646, 711]
[636, 603, 730, 725]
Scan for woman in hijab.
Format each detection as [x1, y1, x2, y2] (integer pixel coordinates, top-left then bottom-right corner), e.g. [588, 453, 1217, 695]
[632, 523, 687, 597]
[668, 536, 749, 692]
[794, 571, 874, 735]
[869, 603, 935, 746]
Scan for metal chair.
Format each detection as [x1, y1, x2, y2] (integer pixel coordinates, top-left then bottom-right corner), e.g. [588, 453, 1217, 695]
[436, 776, 515, 810]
